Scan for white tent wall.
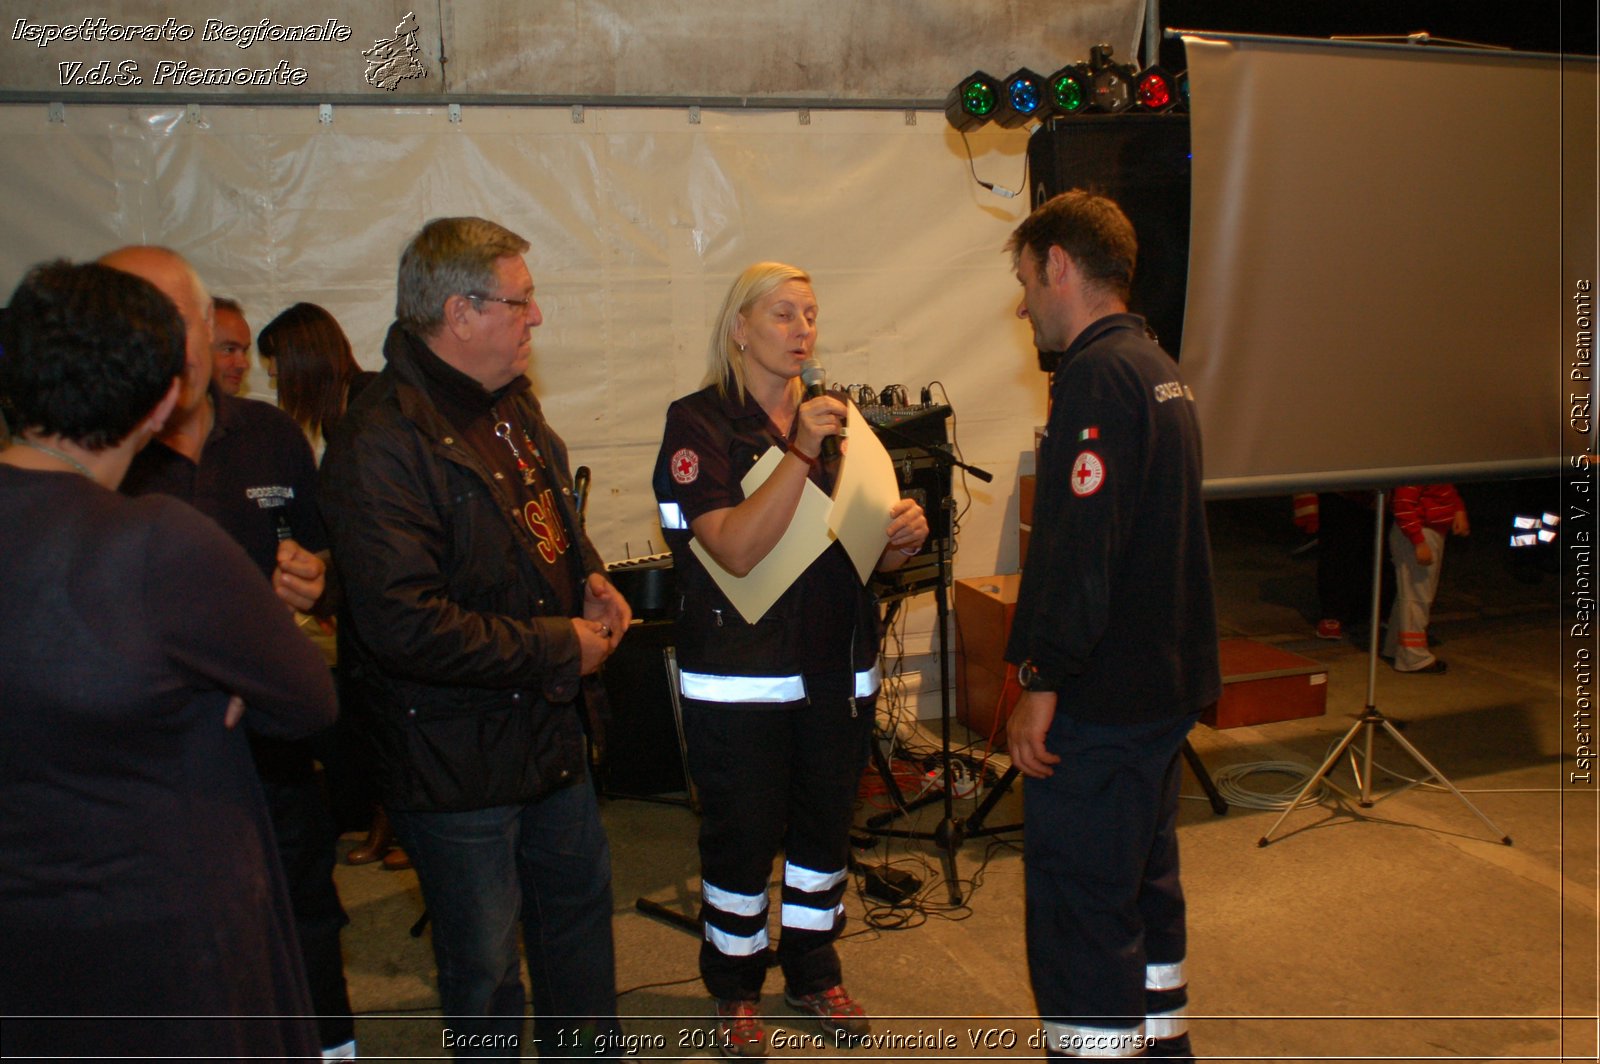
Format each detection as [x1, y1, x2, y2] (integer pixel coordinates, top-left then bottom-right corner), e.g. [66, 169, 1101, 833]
[0, 100, 1056, 718]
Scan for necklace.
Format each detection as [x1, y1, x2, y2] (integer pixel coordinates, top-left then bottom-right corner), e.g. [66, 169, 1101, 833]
[492, 410, 544, 487]
[14, 438, 95, 480]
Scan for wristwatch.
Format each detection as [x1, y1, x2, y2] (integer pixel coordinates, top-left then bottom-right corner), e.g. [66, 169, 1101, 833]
[1016, 660, 1054, 692]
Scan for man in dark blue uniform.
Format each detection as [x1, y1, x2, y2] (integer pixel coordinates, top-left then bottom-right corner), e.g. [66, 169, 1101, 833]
[1003, 192, 1221, 1061]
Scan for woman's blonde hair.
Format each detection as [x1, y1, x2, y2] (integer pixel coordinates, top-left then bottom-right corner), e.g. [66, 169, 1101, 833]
[703, 261, 812, 403]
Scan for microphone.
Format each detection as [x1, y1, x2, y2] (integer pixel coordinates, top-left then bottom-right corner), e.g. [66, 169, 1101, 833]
[799, 359, 841, 461]
[572, 465, 591, 526]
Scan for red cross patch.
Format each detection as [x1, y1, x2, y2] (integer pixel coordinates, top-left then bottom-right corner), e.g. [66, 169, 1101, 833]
[671, 448, 700, 485]
[1070, 450, 1105, 497]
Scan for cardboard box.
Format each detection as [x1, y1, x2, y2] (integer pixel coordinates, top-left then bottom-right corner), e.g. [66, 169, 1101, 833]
[961, 659, 1020, 744]
[1202, 639, 1329, 729]
[954, 574, 1023, 743]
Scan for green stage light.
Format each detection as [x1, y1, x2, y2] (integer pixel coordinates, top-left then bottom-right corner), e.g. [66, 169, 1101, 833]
[1046, 64, 1091, 117]
[944, 70, 1001, 132]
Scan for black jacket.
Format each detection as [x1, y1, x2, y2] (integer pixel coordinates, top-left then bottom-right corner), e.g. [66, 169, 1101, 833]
[1005, 314, 1221, 723]
[320, 324, 607, 811]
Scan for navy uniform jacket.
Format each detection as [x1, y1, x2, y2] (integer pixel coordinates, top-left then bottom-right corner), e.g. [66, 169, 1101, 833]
[1005, 313, 1221, 723]
[653, 380, 877, 681]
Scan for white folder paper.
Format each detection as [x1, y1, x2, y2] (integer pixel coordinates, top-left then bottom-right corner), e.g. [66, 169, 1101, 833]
[688, 446, 835, 624]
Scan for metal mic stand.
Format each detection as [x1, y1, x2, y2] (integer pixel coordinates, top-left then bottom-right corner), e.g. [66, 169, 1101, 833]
[1258, 490, 1512, 847]
[858, 423, 1005, 906]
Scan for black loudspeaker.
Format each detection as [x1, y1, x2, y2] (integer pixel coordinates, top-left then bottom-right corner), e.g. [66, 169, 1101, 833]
[598, 619, 687, 797]
[1026, 114, 1191, 358]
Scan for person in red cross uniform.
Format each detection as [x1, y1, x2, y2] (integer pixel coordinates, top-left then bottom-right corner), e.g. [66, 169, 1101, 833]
[1003, 192, 1220, 1063]
[652, 262, 928, 1057]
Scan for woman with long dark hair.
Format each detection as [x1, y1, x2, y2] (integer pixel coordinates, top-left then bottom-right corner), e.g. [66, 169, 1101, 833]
[258, 302, 375, 458]
[258, 300, 398, 867]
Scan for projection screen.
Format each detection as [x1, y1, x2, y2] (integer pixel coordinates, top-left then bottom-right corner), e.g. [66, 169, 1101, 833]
[1178, 33, 1597, 497]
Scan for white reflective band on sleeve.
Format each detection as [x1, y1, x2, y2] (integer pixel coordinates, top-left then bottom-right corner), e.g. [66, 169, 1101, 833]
[1042, 1021, 1148, 1058]
[1144, 1007, 1188, 1040]
[701, 881, 768, 918]
[781, 900, 843, 931]
[704, 922, 769, 957]
[1145, 960, 1186, 991]
[854, 664, 882, 698]
[679, 671, 806, 703]
[658, 502, 688, 530]
[784, 861, 847, 894]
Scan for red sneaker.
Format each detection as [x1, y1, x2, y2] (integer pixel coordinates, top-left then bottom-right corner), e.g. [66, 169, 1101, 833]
[1315, 619, 1343, 640]
[784, 984, 871, 1041]
[714, 999, 767, 1058]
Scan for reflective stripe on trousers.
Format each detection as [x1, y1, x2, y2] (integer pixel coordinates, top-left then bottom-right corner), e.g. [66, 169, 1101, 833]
[679, 664, 881, 704]
[780, 861, 846, 932]
[1145, 960, 1188, 1039]
[700, 880, 769, 957]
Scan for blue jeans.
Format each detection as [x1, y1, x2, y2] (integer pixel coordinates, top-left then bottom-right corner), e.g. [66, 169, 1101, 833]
[392, 776, 620, 1059]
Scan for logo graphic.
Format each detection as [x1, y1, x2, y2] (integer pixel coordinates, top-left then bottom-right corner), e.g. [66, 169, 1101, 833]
[363, 11, 427, 90]
[1070, 451, 1105, 497]
[523, 489, 572, 565]
[671, 448, 700, 485]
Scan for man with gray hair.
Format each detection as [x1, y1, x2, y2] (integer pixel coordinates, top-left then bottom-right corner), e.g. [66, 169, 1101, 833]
[321, 216, 630, 1057]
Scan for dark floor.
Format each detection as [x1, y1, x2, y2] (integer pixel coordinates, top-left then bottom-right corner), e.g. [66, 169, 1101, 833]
[332, 481, 1596, 1061]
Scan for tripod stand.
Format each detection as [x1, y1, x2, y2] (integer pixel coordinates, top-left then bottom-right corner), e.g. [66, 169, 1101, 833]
[1258, 490, 1512, 847]
[852, 425, 1021, 905]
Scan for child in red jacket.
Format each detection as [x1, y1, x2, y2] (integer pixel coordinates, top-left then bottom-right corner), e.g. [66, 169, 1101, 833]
[1383, 484, 1469, 673]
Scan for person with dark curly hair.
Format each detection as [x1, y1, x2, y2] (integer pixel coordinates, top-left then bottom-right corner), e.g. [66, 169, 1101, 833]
[0, 260, 336, 1060]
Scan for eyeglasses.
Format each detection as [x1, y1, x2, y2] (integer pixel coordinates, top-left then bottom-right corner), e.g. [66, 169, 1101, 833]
[466, 292, 534, 311]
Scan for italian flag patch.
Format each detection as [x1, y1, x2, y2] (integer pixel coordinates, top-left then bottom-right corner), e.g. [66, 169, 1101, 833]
[1078, 427, 1099, 441]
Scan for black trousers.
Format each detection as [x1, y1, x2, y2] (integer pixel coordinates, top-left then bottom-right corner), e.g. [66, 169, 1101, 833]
[682, 670, 874, 1001]
[260, 770, 354, 1050]
[1023, 711, 1196, 1053]
[1318, 492, 1395, 627]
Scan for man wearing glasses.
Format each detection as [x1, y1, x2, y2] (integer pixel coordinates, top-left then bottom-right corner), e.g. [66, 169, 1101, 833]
[321, 217, 631, 1058]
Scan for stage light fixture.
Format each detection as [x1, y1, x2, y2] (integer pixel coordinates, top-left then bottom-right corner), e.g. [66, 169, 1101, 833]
[944, 70, 1001, 132]
[1510, 512, 1560, 547]
[993, 67, 1047, 128]
[1045, 63, 1090, 118]
[1085, 43, 1137, 113]
[1134, 65, 1177, 112]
